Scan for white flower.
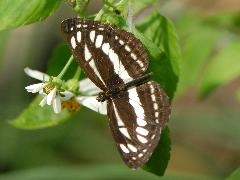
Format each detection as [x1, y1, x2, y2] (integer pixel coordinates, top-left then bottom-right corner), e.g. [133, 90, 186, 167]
[76, 96, 107, 115]
[25, 67, 107, 115]
[39, 89, 74, 114]
[24, 67, 50, 93]
[24, 67, 73, 114]
[53, 96, 61, 114]
[76, 78, 107, 115]
[78, 78, 102, 95]
[25, 83, 46, 93]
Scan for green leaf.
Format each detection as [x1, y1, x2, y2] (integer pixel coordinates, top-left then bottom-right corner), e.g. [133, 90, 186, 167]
[47, 42, 78, 80]
[95, 0, 160, 27]
[95, 0, 129, 26]
[135, 11, 180, 98]
[105, 0, 158, 16]
[199, 38, 240, 98]
[134, 27, 179, 101]
[0, 0, 62, 30]
[137, 11, 181, 89]
[143, 127, 171, 176]
[227, 168, 240, 180]
[9, 96, 71, 129]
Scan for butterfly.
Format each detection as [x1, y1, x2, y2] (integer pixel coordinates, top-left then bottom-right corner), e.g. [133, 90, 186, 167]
[61, 18, 170, 169]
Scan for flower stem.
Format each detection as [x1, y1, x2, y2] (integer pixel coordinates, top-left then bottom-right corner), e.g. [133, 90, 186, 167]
[57, 55, 74, 79]
[73, 67, 81, 80]
[102, 0, 116, 9]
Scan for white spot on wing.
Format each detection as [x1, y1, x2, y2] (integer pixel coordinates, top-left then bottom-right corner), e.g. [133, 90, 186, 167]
[84, 44, 91, 60]
[77, 24, 81, 28]
[137, 117, 147, 126]
[120, 144, 130, 153]
[155, 112, 159, 117]
[128, 88, 145, 126]
[138, 153, 143, 157]
[119, 70, 133, 83]
[109, 48, 118, 62]
[137, 135, 148, 144]
[151, 134, 156, 139]
[137, 60, 144, 68]
[102, 43, 110, 55]
[151, 94, 156, 102]
[131, 53, 137, 60]
[150, 85, 155, 94]
[136, 127, 149, 136]
[119, 40, 124, 45]
[95, 35, 103, 48]
[85, 45, 105, 85]
[77, 31, 81, 42]
[90, 31, 95, 43]
[89, 59, 101, 80]
[153, 102, 158, 110]
[129, 99, 144, 118]
[108, 48, 133, 83]
[71, 36, 76, 49]
[119, 128, 131, 139]
[112, 102, 124, 126]
[127, 144, 137, 152]
[125, 45, 131, 52]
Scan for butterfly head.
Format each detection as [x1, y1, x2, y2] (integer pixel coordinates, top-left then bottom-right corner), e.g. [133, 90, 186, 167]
[96, 92, 109, 102]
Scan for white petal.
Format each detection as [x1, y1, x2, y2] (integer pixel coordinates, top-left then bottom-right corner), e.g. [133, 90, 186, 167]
[60, 91, 74, 100]
[53, 97, 61, 113]
[25, 83, 45, 93]
[39, 90, 47, 96]
[76, 96, 107, 115]
[47, 88, 57, 105]
[24, 67, 50, 81]
[39, 96, 47, 107]
[79, 78, 101, 95]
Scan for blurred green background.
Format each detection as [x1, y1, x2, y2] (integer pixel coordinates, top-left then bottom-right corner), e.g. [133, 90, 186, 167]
[0, 0, 239, 179]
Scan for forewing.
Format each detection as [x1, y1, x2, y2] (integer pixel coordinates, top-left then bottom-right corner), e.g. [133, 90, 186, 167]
[61, 18, 148, 89]
[107, 81, 170, 169]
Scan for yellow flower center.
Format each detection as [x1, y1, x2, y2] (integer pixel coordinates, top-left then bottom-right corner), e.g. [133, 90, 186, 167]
[43, 84, 55, 94]
[61, 97, 81, 112]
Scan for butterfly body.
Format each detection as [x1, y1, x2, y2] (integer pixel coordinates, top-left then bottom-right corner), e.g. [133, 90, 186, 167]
[61, 18, 170, 169]
[96, 72, 153, 102]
